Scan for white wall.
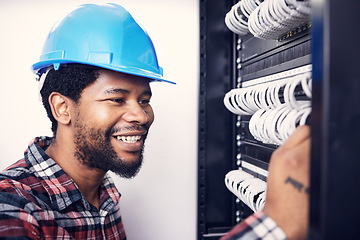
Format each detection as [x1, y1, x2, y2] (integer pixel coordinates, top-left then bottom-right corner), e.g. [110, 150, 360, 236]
[0, 1, 199, 239]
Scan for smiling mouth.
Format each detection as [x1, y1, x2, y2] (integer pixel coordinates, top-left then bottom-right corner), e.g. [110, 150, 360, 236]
[115, 135, 142, 144]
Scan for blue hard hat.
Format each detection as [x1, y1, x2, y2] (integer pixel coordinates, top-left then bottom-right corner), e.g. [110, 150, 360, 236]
[32, 3, 174, 84]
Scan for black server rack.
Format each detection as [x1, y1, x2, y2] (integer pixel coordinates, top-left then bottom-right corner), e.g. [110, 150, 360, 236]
[198, 0, 360, 239]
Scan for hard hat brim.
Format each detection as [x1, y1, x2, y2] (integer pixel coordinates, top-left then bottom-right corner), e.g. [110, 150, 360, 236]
[32, 60, 176, 84]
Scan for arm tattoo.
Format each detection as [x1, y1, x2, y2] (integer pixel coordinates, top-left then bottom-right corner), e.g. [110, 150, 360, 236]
[285, 176, 309, 194]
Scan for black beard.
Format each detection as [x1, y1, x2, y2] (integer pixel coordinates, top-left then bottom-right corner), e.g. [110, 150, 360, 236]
[73, 123, 145, 179]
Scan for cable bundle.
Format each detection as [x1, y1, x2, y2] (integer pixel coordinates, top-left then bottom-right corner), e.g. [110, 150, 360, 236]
[249, 101, 311, 144]
[248, 0, 311, 39]
[225, 0, 264, 36]
[225, 0, 311, 40]
[225, 169, 267, 212]
[224, 70, 312, 144]
[223, 72, 312, 115]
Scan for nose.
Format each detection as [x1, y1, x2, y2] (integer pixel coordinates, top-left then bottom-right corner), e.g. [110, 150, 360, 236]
[122, 102, 150, 125]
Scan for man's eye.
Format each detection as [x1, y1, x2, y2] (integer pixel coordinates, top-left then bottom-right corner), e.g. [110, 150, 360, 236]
[109, 98, 125, 104]
[139, 99, 150, 105]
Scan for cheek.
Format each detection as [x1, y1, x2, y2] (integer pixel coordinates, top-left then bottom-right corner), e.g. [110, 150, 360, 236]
[146, 106, 155, 127]
[76, 104, 117, 126]
[93, 110, 113, 122]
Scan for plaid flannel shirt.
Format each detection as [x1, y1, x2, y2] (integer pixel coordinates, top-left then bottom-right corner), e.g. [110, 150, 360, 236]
[0, 137, 126, 239]
[221, 211, 287, 240]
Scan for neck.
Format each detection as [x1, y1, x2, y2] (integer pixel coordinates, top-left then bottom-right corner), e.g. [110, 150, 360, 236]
[45, 135, 106, 210]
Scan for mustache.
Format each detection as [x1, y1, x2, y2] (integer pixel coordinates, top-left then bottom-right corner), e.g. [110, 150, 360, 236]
[108, 125, 148, 136]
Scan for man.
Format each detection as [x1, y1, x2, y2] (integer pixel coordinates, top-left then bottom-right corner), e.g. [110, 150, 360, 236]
[0, 3, 310, 240]
[0, 3, 173, 239]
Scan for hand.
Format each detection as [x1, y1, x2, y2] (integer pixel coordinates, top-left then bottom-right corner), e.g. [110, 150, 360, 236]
[263, 125, 310, 240]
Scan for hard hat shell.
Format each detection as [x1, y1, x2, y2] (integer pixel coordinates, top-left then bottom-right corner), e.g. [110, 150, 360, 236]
[32, 3, 174, 84]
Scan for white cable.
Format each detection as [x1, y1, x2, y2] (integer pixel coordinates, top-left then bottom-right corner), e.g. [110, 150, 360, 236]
[301, 72, 312, 98]
[253, 85, 264, 110]
[249, 109, 266, 141]
[224, 91, 240, 115]
[225, 0, 263, 36]
[299, 106, 311, 125]
[225, 12, 248, 35]
[248, 0, 311, 39]
[259, 84, 272, 110]
[284, 75, 302, 110]
[225, 169, 267, 212]
[256, 191, 266, 211]
[238, 90, 254, 114]
[224, 70, 312, 144]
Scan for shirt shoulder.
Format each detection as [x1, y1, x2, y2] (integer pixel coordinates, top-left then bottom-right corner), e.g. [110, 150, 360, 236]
[220, 212, 287, 240]
[0, 159, 47, 208]
[0, 158, 43, 192]
[0, 167, 43, 239]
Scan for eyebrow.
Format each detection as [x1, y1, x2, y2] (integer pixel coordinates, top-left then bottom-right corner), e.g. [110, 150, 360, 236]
[104, 88, 129, 95]
[104, 88, 152, 96]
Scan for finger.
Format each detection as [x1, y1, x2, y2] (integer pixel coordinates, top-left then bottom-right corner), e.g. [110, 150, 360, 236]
[281, 125, 310, 149]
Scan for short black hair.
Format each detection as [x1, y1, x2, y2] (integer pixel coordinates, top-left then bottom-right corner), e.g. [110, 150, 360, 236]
[40, 64, 100, 136]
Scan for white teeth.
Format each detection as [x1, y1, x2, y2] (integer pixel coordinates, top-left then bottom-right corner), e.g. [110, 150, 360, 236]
[116, 135, 141, 143]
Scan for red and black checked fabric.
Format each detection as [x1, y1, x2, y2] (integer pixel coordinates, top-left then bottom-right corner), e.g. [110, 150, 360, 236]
[0, 137, 126, 239]
[220, 211, 287, 240]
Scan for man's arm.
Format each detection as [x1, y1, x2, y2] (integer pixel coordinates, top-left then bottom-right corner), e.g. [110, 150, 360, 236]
[263, 125, 310, 240]
[221, 125, 311, 240]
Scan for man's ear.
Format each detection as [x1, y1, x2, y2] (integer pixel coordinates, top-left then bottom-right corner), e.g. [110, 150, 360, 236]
[48, 92, 73, 125]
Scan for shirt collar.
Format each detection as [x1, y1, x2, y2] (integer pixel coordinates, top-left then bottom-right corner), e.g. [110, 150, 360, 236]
[25, 137, 121, 211]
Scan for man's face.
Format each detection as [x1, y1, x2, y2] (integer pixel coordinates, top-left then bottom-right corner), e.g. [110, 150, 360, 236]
[72, 70, 154, 178]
